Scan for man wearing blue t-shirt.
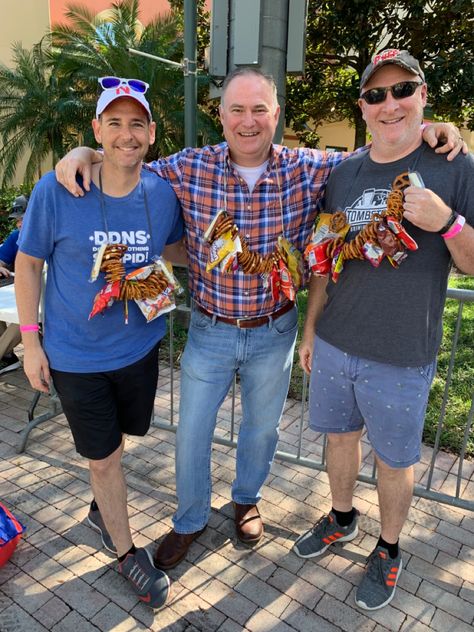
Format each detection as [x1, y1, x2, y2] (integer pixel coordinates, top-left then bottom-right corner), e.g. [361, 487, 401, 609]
[15, 80, 185, 610]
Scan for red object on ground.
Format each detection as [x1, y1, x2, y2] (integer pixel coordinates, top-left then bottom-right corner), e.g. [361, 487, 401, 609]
[0, 502, 25, 567]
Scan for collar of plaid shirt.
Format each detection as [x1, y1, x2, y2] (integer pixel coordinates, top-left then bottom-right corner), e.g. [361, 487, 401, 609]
[149, 142, 346, 318]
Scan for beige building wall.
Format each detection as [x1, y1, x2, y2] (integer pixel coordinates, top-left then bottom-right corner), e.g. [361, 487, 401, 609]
[0, 1, 51, 186]
[461, 129, 474, 150]
[284, 119, 356, 152]
[0, 1, 50, 67]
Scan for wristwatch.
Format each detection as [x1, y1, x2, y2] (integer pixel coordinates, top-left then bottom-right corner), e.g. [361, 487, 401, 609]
[441, 213, 466, 240]
[438, 210, 457, 235]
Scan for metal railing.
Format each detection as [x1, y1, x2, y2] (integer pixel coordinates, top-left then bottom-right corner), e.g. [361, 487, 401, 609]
[155, 286, 474, 512]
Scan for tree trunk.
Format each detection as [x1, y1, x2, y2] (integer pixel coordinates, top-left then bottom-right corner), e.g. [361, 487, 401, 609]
[354, 111, 367, 149]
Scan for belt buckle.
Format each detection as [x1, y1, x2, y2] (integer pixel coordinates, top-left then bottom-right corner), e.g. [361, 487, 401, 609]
[236, 318, 246, 328]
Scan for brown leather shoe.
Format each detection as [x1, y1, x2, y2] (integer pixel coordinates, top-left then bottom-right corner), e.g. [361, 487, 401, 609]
[154, 527, 206, 570]
[234, 502, 264, 544]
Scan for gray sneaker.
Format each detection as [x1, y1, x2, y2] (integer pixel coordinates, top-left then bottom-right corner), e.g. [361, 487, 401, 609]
[293, 510, 359, 558]
[355, 546, 402, 610]
[87, 505, 117, 554]
[118, 547, 170, 609]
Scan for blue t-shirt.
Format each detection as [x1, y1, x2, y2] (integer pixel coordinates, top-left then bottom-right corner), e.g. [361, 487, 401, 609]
[19, 170, 184, 372]
[0, 229, 20, 266]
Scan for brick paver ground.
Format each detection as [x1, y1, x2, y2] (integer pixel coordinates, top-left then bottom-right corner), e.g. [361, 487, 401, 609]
[1, 361, 473, 631]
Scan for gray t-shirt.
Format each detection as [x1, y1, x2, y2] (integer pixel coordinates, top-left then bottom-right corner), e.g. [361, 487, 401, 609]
[316, 143, 474, 366]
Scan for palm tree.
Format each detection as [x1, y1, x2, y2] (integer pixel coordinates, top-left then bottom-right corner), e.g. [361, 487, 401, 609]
[0, 41, 88, 186]
[51, 0, 220, 157]
[0, 0, 220, 185]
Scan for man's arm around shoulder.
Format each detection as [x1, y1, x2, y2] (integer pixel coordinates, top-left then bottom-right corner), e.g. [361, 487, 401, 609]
[55, 147, 103, 197]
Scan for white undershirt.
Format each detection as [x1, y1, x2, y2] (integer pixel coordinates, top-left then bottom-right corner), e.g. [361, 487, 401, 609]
[231, 160, 269, 193]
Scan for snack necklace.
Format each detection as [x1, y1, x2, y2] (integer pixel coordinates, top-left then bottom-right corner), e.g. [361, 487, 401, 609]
[216, 165, 292, 274]
[204, 163, 303, 296]
[89, 170, 174, 323]
[305, 148, 424, 280]
[90, 168, 157, 282]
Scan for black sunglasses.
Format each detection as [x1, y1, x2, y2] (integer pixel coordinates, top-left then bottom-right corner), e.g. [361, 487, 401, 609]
[360, 80, 423, 105]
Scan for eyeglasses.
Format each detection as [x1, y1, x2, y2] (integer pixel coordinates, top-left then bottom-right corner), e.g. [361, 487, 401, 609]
[98, 77, 149, 94]
[360, 81, 423, 105]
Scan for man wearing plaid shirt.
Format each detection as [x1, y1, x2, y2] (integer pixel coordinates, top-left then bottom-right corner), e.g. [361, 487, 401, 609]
[55, 67, 463, 570]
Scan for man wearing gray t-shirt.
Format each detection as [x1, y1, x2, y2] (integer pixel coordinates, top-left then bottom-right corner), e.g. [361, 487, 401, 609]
[293, 49, 474, 611]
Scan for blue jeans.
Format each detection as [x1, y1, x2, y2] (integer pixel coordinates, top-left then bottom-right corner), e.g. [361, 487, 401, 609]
[173, 304, 298, 533]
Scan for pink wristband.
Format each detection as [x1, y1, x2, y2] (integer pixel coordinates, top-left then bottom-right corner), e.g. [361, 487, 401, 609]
[20, 324, 40, 332]
[442, 215, 466, 239]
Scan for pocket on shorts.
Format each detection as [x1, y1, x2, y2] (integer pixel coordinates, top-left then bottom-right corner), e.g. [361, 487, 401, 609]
[416, 360, 437, 386]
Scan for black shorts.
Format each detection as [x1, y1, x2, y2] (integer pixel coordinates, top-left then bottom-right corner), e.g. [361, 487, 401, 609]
[51, 343, 160, 460]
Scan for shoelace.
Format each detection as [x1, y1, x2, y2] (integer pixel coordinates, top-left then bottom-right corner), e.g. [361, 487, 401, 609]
[125, 560, 150, 591]
[365, 551, 386, 582]
[312, 514, 332, 535]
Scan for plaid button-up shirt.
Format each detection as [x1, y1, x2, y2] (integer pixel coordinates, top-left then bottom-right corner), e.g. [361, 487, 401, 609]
[148, 142, 347, 318]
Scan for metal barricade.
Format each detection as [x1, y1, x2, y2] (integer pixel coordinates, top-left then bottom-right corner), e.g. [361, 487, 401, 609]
[154, 286, 474, 512]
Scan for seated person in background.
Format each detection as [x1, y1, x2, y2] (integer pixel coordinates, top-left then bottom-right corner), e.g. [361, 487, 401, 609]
[0, 195, 28, 375]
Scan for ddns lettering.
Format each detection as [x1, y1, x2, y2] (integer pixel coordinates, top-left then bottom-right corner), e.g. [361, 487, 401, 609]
[92, 230, 148, 245]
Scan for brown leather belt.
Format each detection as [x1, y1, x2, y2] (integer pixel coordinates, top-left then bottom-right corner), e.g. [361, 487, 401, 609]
[196, 301, 294, 329]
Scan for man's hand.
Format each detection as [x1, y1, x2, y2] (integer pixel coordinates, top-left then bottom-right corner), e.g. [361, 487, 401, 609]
[298, 330, 315, 375]
[55, 147, 102, 197]
[0, 266, 12, 278]
[403, 186, 452, 232]
[23, 345, 51, 394]
[422, 123, 468, 161]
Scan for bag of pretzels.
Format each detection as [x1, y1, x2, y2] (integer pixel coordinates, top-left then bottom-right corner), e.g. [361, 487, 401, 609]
[304, 212, 350, 275]
[132, 258, 182, 323]
[204, 210, 241, 273]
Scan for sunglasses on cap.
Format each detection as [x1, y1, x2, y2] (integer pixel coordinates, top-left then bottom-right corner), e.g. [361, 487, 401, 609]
[360, 80, 423, 105]
[98, 76, 149, 94]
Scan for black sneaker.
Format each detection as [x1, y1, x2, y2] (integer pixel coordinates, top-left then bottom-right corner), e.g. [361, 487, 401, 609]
[118, 547, 170, 609]
[87, 503, 117, 554]
[0, 353, 21, 375]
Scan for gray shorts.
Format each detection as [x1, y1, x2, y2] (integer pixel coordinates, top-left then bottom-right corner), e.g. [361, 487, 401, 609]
[309, 337, 437, 468]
